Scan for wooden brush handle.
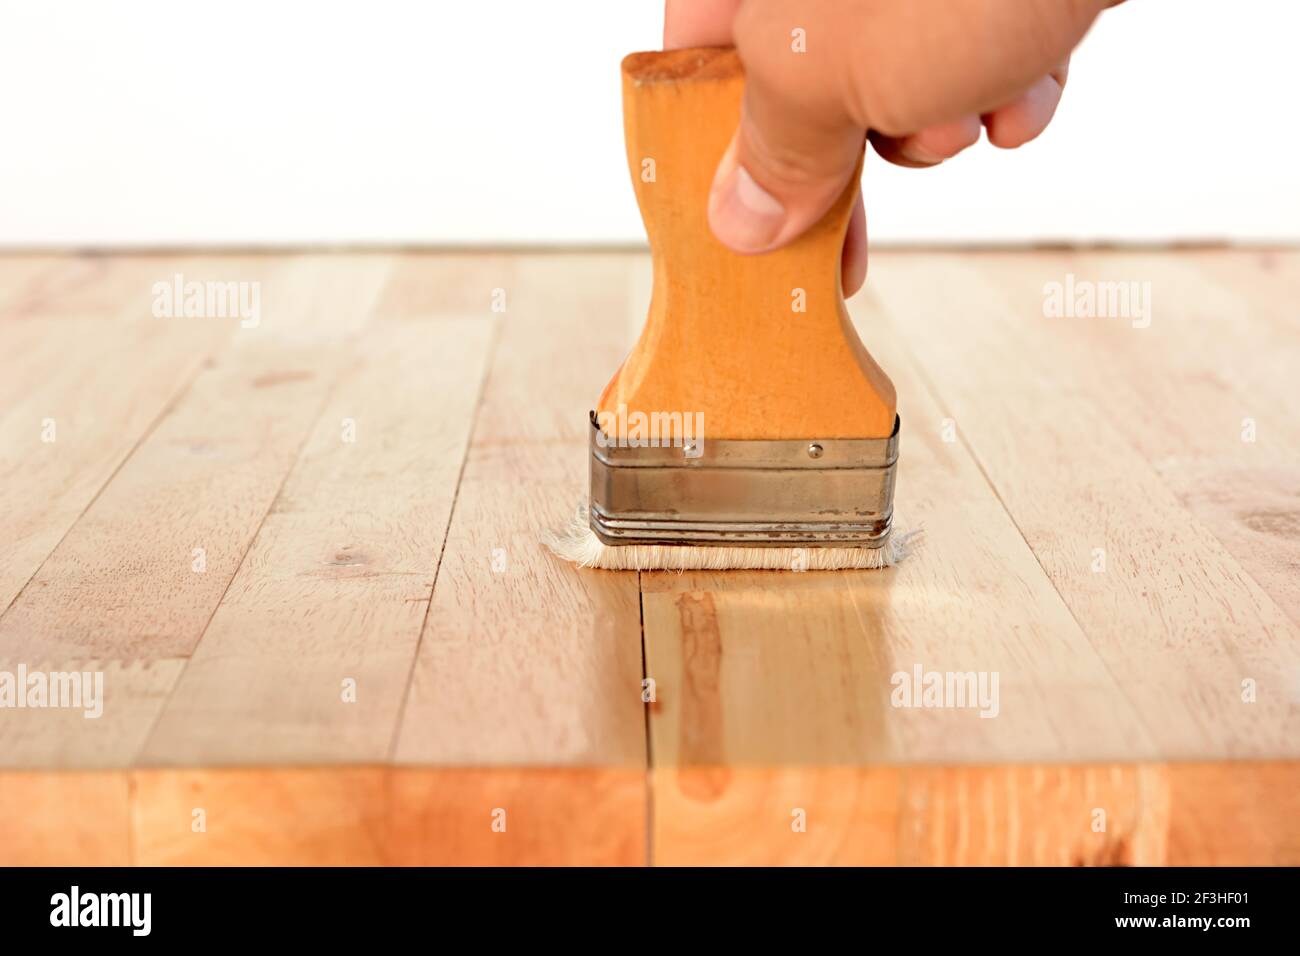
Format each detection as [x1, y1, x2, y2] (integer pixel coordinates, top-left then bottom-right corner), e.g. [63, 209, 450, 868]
[598, 48, 895, 440]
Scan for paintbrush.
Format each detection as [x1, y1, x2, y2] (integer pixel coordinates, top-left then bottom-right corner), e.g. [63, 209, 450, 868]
[548, 48, 910, 572]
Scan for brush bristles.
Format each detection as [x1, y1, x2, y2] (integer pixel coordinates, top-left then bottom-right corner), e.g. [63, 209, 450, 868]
[544, 503, 917, 571]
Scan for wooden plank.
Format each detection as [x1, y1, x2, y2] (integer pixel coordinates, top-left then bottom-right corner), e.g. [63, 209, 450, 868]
[0, 660, 185, 771]
[642, 249, 1299, 861]
[387, 768, 644, 866]
[0, 771, 131, 865]
[653, 766, 1155, 866]
[139, 315, 491, 766]
[0, 256, 72, 409]
[6, 249, 1295, 867]
[0, 255, 65, 314]
[0, 256, 251, 616]
[653, 763, 1300, 865]
[863, 251, 1300, 758]
[133, 767, 644, 866]
[134, 768, 390, 865]
[10, 760, 1291, 866]
[0, 256, 395, 769]
[1092, 249, 1300, 624]
[393, 254, 646, 768]
[640, 295, 1152, 766]
[372, 250, 517, 319]
[0, 349, 341, 663]
[641, 256, 1161, 862]
[2, 253, 223, 319]
[0, 254, 392, 660]
[1163, 761, 1300, 865]
[385, 253, 651, 867]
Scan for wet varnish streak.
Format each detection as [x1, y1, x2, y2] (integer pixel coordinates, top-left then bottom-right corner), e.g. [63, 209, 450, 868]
[674, 592, 731, 800]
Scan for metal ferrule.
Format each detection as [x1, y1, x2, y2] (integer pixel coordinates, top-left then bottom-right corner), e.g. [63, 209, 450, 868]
[588, 412, 900, 548]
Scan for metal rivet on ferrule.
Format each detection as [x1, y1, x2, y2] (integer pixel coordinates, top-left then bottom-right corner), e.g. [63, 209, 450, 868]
[807, 443, 823, 459]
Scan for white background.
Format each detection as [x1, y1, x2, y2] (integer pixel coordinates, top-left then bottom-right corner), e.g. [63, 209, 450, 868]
[0, 0, 1296, 247]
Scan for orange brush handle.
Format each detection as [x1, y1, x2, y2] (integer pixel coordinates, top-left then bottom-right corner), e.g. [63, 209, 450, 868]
[598, 48, 895, 441]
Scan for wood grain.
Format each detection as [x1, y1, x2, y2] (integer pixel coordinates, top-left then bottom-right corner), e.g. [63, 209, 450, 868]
[1063, 249, 1300, 625]
[0, 256, 245, 616]
[639, 273, 1151, 768]
[0, 256, 65, 314]
[141, 316, 492, 765]
[640, 292, 1161, 858]
[654, 763, 1300, 865]
[392, 255, 646, 768]
[865, 251, 1300, 759]
[0, 256, 384, 659]
[0, 771, 131, 866]
[2, 250, 1298, 866]
[133, 767, 644, 866]
[0, 256, 395, 769]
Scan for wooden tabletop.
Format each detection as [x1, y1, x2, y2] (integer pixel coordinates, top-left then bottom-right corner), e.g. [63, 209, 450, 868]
[1, 249, 1297, 865]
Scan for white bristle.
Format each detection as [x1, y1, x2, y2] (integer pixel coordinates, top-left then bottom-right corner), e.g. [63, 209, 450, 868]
[543, 503, 919, 571]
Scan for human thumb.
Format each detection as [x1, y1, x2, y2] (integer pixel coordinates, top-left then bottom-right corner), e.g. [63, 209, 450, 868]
[706, 9, 865, 254]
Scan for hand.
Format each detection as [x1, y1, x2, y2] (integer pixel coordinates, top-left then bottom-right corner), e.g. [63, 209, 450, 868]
[665, 0, 1122, 295]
